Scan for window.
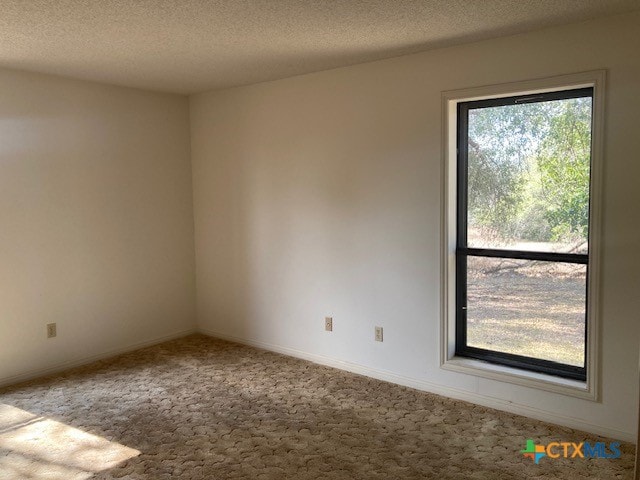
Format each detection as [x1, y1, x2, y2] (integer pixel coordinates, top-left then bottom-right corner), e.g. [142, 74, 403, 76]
[441, 72, 604, 397]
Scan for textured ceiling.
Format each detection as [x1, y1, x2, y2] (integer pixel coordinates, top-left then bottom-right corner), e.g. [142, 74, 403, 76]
[1, 0, 639, 94]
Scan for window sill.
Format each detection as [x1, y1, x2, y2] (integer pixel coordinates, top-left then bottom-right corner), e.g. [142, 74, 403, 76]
[441, 356, 596, 401]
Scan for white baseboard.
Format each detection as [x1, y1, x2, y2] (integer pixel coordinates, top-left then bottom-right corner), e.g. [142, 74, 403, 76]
[199, 327, 635, 443]
[0, 328, 197, 389]
[3, 325, 631, 443]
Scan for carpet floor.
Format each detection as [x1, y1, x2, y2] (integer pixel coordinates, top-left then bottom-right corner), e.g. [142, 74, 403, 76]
[0, 335, 634, 479]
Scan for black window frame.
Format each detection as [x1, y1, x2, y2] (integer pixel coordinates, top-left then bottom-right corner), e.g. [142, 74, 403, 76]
[455, 87, 593, 382]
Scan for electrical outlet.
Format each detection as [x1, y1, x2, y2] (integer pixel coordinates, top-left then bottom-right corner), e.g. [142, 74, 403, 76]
[325, 317, 333, 332]
[375, 326, 383, 342]
[47, 323, 57, 338]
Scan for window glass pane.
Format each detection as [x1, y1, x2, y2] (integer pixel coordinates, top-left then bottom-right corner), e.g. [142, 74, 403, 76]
[465, 256, 586, 367]
[467, 96, 592, 254]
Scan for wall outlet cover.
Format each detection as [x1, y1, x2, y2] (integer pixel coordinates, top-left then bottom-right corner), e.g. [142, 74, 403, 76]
[325, 317, 333, 332]
[47, 323, 57, 338]
[375, 326, 383, 342]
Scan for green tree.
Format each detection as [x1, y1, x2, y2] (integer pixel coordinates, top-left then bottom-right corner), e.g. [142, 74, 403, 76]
[467, 97, 591, 247]
[535, 98, 591, 242]
[467, 102, 545, 241]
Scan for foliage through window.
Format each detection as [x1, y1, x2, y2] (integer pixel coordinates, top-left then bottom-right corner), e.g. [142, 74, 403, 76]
[456, 88, 593, 380]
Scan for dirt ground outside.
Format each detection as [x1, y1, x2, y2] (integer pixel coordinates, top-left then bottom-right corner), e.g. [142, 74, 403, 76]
[466, 257, 586, 368]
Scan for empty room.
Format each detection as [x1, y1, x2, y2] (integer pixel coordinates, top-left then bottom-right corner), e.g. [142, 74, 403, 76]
[1, 1, 639, 479]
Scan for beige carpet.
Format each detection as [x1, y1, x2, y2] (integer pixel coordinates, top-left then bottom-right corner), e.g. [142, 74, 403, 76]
[0, 335, 634, 479]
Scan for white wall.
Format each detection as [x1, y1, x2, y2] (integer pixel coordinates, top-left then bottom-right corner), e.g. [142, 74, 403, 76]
[190, 12, 640, 440]
[0, 69, 196, 384]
